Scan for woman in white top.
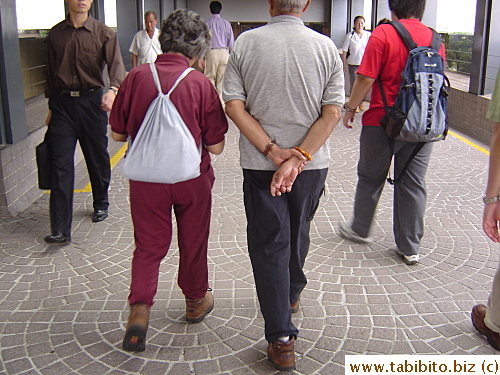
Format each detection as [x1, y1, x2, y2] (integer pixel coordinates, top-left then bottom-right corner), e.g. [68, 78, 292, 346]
[341, 15, 371, 110]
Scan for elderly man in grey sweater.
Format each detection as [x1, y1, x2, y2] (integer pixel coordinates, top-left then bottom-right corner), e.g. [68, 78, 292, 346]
[223, 0, 344, 370]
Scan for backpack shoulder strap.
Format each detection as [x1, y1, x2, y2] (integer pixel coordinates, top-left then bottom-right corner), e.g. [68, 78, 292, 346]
[149, 63, 163, 94]
[430, 28, 442, 51]
[149, 65, 194, 96]
[167, 68, 195, 96]
[389, 20, 417, 51]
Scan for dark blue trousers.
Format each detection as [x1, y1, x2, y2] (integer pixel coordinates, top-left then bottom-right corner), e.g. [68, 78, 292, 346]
[48, 90, 110, 236]
[243, 168, 327, 343]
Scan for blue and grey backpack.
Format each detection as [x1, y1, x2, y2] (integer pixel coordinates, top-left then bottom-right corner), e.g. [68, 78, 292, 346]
[379, 21, 450, 183]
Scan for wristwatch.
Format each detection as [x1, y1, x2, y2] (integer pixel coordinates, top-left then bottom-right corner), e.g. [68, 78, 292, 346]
[343, 103, 357, 112]
[483, 196, 500, 204]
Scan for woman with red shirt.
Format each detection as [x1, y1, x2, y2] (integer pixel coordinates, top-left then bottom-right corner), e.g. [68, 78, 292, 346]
[110, 9, 228, 352]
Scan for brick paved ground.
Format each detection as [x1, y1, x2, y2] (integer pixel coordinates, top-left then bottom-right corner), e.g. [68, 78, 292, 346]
[0, 112, 498, 375]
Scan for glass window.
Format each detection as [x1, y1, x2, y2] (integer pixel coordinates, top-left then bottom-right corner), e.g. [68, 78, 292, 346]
[436, 0, 476, 92]
[16, 0, 65, 31]
[104, 0, 117, 28]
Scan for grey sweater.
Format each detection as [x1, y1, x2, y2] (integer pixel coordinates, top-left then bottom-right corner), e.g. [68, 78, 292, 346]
[223, 15, 345, 170]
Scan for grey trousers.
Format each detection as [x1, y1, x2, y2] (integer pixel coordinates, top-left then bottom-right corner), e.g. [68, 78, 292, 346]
[348, 64, 359, 96]
[486, 266, 500, 332]
[351, 126, 433, 255]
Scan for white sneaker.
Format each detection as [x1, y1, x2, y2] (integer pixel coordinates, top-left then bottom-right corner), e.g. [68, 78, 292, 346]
[394, 248, 419, 265]
[338, 221, 373, 244]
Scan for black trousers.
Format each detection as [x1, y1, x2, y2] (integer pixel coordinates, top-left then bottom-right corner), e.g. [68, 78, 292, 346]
[48, 90, 110, 236]
[243, 168, 327, 343]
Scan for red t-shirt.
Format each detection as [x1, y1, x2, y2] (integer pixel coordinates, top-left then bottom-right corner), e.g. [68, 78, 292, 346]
[357, 19, 446, 126]
[109, 54, 228, 174]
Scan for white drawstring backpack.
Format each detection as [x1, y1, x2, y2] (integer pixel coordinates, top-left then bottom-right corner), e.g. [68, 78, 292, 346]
[121, 63, 201, 184]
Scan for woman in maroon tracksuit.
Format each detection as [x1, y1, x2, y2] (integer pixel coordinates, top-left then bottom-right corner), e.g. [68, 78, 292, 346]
[110, 9, 228, 352]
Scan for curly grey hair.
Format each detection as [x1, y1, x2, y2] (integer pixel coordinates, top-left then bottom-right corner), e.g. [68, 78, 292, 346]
[159, 9, 211, 59]
[274, 0, 308, 14]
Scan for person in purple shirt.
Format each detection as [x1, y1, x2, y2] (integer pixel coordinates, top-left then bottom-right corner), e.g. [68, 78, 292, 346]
[202, 1, 234, 96]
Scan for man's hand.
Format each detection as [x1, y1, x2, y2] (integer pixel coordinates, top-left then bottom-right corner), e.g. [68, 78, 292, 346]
[483, 202, 500, 242]
[342, 110, 356, 129]
[267, 145, 306, 167]
[270, 157, 307, 197]
[343, 74, 375, 129]
[101, 90, 117, 112]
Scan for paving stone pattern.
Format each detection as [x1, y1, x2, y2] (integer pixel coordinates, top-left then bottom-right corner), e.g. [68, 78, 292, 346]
[0, 113, 498, 375]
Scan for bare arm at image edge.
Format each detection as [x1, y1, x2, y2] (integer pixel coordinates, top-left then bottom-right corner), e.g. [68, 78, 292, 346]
[483, 122, 500, 242]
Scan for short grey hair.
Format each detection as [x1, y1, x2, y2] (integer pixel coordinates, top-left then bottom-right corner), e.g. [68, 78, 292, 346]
[144, 10, 157, 20]
[159, 9, 211, 59]
[274, 0, 308, 14]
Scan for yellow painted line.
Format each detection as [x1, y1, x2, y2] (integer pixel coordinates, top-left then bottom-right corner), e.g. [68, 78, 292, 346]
[45, 143, 128, 194]
[448, 130, 490, 155]
[74, 143, 128, 193]
[48, 129, 487, 194]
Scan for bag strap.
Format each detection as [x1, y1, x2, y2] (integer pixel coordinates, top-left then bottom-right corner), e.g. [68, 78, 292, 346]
[149, 63, 163, 94]
[378, 79, 389, 110]
[430, 28, 442, 51]
[389, 21, 417, 51]
[167, 68, 194, 96]
[149, 63, 194, 96]
[346, 31, 355, 52]
[377, 21, 415, 111]
[348, 30, 355, 44]
[387, 142, 425, 185]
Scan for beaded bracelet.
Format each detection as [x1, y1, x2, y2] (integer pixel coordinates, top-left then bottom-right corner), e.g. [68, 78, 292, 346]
[263, 141, 276, 156]
[294, 147, 313, 161]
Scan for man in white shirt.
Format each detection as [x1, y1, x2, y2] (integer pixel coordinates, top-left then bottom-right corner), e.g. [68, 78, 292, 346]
[129, 11, 162, 68]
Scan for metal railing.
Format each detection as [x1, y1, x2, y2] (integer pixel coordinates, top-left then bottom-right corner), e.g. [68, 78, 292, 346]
[442, 33, 473, 75]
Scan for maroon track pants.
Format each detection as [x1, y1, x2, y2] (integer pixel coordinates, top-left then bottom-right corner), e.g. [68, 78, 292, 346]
[128, 167, 215, 306]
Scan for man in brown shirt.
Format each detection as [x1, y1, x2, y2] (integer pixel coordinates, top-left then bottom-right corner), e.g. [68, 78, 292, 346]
[44, 0, 126, 243]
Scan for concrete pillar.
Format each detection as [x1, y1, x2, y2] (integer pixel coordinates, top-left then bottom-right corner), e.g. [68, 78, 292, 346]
[0, 0, 28, 145]
[422, 0, 438, 28]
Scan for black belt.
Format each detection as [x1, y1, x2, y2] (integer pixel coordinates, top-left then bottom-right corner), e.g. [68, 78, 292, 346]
[57, 88, 100, 97]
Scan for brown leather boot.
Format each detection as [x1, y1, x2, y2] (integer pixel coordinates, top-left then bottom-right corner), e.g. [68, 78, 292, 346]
[123, 303, 150, 351]
[267, 336, 296, 371]
[291, 297, 300, 313]
[472, 304, 500, 350]
[185, 289, 214, 323]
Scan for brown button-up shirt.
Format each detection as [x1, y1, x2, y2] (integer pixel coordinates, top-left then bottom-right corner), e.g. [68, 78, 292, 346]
[46, 14, 126, 97]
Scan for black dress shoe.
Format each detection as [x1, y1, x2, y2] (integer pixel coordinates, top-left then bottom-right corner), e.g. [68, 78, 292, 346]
[44, 232, 71, 243]
[92, 210, 108, 222]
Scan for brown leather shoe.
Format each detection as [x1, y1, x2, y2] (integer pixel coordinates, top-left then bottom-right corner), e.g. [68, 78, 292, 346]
[291, 298, 300, 313]
[267, 336, 296, 371]
[471, 304, 500, 350]
[186, 289, 214, 323]
[123, 303, 150, 351]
